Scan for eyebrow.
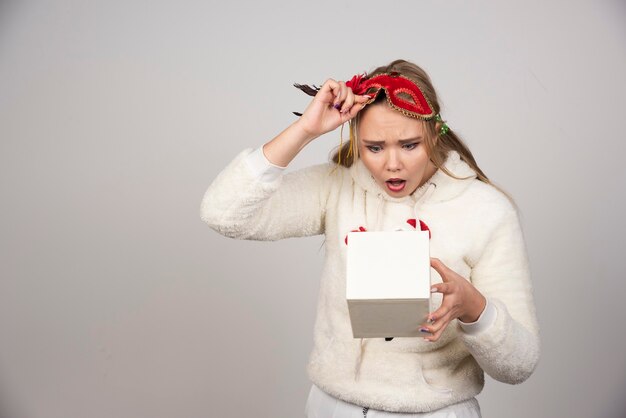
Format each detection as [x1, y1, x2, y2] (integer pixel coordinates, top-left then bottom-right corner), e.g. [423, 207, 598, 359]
[361, 137, 422, 145]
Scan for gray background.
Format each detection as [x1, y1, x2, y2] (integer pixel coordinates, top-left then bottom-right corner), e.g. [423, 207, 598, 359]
[1, 0, 625, 417]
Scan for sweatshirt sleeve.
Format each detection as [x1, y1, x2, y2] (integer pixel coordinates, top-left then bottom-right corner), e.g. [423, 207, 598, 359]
[457, 207, 540, 384]
[243, 146, 287, 182]
[199, 147, 334, 241]
[458, 297, 497, 334]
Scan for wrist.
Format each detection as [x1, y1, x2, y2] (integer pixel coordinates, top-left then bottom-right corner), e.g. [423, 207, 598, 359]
[262, 121, 316, 167]
[291, 119, 319, 145]
[459, 293, 487, 323]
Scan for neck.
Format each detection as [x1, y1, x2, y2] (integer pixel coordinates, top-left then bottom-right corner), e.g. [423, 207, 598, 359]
[416, 160, 438, 189]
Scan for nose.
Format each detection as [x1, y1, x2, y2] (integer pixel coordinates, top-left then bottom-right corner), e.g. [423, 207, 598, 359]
[385, 149, 403, 172]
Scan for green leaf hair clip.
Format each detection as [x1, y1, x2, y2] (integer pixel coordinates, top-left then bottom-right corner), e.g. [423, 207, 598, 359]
[434, 113, 449, 136]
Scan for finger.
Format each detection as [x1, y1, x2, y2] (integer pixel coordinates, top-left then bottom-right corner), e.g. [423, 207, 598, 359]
[345, 100, 368, 120]
[333, 81, 348, 109]
[340, 89, 356, 114]
[354, 94, 372, 104]
[423, 318, 451, 342]
[421, 310, 455, 338]
[425, 310, 455, 334]
[319, 78, 341, 105]
[427, 302, 453, 324]
[430, 282, 452, 295]
[320, 78, 339, 92]
[430, 257, 451, 282]
[344, 94, 372, 119]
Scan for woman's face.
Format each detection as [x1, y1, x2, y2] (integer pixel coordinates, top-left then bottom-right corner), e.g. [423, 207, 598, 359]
[357, 103, 437, 198]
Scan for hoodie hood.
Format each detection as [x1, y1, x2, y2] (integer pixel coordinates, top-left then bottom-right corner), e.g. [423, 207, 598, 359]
[349, 149, 478, 207]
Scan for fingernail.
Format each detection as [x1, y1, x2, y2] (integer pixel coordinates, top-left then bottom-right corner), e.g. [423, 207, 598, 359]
[430, 287, 437, 293]
[333, 103, 341, 110]
[419, 327, 429, 333]
[428, 316, 435, 323]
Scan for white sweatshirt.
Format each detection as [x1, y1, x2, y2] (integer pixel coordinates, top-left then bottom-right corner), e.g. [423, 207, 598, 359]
[200, 147, 540, 413]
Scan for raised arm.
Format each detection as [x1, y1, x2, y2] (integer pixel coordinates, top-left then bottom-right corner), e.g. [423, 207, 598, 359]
[262, 78, 371, 167]
[200, 79, 371, 241]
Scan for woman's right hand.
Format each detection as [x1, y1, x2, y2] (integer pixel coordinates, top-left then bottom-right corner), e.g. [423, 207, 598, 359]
[295, 78, 371, 140]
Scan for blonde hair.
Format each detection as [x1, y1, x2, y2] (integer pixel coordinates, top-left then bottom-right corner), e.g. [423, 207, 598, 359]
[330, 59, 515, 205]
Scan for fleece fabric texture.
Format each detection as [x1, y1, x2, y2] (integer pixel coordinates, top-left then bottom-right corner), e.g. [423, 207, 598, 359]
[200, 148, 540, 413]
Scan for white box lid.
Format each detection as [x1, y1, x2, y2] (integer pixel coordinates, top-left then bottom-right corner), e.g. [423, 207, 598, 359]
[346, 230, 430, 300]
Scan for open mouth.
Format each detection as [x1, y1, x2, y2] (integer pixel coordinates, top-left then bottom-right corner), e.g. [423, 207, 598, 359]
[386, 178, 406, 192]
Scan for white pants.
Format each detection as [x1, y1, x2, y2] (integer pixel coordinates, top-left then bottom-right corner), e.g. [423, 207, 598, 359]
[305, 384, 481, 418]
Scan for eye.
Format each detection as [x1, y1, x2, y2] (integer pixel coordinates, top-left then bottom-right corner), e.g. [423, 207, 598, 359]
[403, 143, 418, 150]
[366, 145, 382, 153]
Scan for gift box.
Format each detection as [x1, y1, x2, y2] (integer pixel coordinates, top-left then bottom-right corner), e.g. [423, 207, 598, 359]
[346, 230, 431, 338]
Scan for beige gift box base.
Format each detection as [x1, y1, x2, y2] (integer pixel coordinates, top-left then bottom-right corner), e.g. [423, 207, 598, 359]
[346, 230, 431, 338]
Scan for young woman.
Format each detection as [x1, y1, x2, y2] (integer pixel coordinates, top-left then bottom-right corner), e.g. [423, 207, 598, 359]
[200, 59, 540, 417]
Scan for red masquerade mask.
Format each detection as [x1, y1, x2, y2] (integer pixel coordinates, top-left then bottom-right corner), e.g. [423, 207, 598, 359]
[292, 71, 447, 166]
[345, 72, 436, 120]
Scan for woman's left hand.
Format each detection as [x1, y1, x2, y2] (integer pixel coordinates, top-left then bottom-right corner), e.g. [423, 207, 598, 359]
[420, 258, 487, 342]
